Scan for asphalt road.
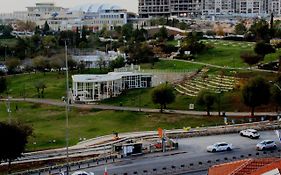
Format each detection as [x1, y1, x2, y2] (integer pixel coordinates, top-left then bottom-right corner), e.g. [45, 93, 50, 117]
[68, 130, 281, 175]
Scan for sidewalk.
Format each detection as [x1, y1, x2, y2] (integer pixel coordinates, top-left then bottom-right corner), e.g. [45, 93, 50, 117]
[6, 98, 279, 117]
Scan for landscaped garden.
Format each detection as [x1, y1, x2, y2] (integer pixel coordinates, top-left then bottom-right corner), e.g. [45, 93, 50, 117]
[1, 35, 280, 153]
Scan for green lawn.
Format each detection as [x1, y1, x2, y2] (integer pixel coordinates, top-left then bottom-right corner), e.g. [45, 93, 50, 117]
[4, 72, 67, 99]
[101, 88, 197, 110]
[140, 59, 203, 71]
[100, 88, 243, 112]
[198, 40, 253, 68]
[0, 38, 18, 47]
[263, 49, 281, 63]
[0, 102, 223, 151]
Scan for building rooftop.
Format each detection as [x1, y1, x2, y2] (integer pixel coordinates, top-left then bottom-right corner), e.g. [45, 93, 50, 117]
[69, 3, 125, 13]
[208, 158, 281, 175]
[72, 72, 151, 83]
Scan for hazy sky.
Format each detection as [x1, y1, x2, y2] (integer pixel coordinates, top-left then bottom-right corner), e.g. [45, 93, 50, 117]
[0, 0, 138, 13]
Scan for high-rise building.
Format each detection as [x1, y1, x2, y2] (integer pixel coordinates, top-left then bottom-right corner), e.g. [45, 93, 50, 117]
[138, 0, 281, 18]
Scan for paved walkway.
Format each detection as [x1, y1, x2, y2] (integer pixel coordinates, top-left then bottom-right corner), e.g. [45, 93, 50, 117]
[6, 98, 278, 117]
[161, 58, 278, 73]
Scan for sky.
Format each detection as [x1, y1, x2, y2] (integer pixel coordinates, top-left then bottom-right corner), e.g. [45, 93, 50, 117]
[0, 0, 138, 13]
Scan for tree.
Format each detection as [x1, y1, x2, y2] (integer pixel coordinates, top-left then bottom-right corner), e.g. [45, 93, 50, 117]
[0, 122, 33, 172]
[43, 21, 50, 35]
[34, 80, 47, 98]
[196, 90, 216, 116]
[0, 25, 13, 38]
[58, 30, 76, 47]
[41, 36, 57, 57]
[49, 54, 64, 72]
[152, 83, 175, 112]
[109, 56, 125, 70]
[127, 42, 156, 65]
[249, 19, 270, 41]
[271, 84, 281, 112]
[254, 41, 275, 57]
[235, 21, 247, 35]
[97, 56, 107, 70]
[240, 51, 263, 68]
[15, 20, 36, 32]
[80, 26, 87, 43]
[180, 33, 206, 55]
[0, 76, 7, 93]
[242, 76, 270, 116]
[5, 58, 20, 74]
[32, 56, 50, 74]
[156, 26, 168, 41]
[121, 23, 134, 41]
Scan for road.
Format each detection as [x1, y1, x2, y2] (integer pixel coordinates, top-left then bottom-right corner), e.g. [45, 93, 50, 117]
[41, 130, 281, 175]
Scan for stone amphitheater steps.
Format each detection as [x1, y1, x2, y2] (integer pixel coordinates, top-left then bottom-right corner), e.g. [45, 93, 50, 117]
[175, 67, 238, 97]
[177, 84, 198, 95]
[175, 86, 197, 97]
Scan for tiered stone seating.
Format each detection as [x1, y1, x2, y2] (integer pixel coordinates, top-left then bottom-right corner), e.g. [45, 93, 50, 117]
[175, 69, 239, 97]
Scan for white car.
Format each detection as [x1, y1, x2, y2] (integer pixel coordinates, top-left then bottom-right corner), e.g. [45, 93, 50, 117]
[239, 129, 260, 139]
[207, 142, 233, 152]
[71, 171, 95, 175]
[256, 140, 277, 151]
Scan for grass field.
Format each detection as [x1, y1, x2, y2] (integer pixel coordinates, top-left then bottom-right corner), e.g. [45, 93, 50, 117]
[161, 39, 260, 68]
[141, 59, 203, 71]
[0, 102, 224, 151]
[198, 40, 254, 68]
[4, 72, 67, 99]
[0, 38, 18, 47]
[263, 49, 281, 63]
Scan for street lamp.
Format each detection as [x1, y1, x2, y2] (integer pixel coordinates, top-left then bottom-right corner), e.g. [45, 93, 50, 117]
[64, 40, 70, 175]
[270, 81, 281, 119]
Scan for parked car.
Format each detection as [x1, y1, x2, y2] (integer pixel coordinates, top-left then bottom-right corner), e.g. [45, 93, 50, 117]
[239, 129, 260, 139]
[256, 140, 277, 151]
[207, 142, 233, 152]
[71, 171, 95, 175]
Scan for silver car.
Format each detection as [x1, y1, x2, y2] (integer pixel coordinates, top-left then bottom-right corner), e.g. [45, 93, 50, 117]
[71, 171, 95, 175]
[239, 129, 260, 139]
[256, 140, 277, 151]
[207, 142, 233, 152]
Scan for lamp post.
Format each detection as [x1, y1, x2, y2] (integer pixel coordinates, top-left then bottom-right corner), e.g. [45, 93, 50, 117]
[4, 45, 7, 61]
[64, 40, 70, 175]
[270, 81, 281, 120]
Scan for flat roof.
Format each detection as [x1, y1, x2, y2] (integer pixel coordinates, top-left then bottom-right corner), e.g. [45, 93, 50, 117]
[72, 72, 152, 83]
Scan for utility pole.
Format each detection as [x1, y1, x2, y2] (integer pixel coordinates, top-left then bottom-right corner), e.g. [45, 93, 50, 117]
[4, 45, 7, 61]
[7, 96, 11, 124]
[65, 40, 70, 175]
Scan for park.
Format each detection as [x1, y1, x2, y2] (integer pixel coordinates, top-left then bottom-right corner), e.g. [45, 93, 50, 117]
[1, 18, 281, 173]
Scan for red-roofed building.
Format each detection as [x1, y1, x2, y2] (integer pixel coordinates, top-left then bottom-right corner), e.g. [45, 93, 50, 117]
[208, 158, 281, 175]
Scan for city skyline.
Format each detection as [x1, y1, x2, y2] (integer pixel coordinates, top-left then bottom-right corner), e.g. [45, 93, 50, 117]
[0, 0, 138, 13]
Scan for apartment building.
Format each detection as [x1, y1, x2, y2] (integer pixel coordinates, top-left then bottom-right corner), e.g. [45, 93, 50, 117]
[138, 0, 202, 18]
[139, 0, 281, 18]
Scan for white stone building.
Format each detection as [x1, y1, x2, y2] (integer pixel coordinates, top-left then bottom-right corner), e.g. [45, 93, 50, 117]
[71, 50, 124, 69]
[0, 3, 128, 31]
[72, 71, 153, 102]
